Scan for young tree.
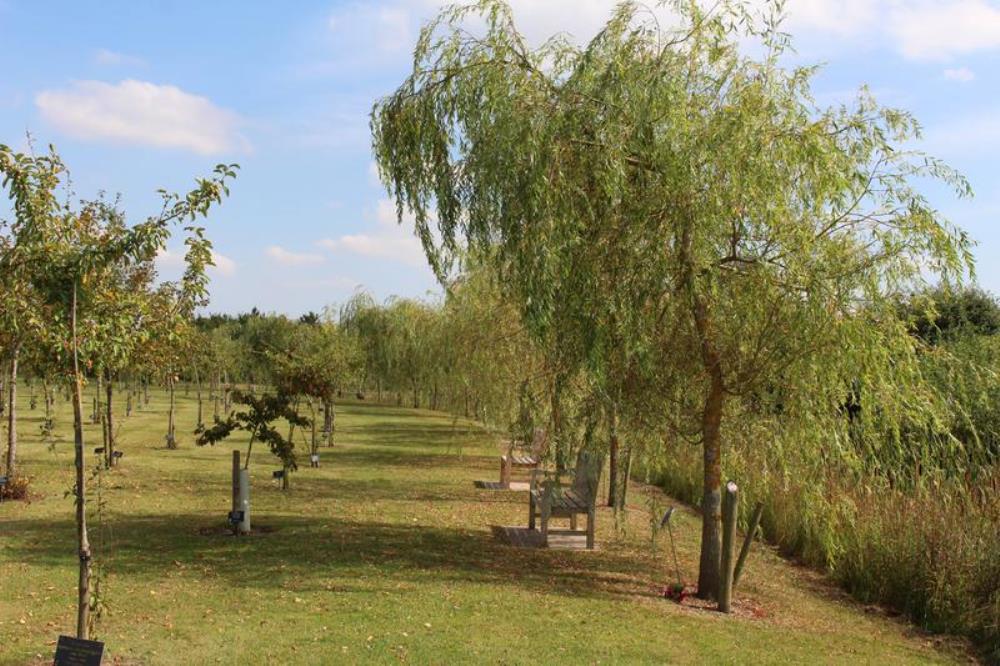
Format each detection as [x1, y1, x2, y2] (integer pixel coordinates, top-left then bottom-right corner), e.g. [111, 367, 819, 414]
[371, 0, 972, 599]
[0, 143, 236, 637]
[197, 389, 306, 486]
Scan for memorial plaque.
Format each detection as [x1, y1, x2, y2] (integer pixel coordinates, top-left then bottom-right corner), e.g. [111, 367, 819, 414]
[272, 470, 285, 479]
[53, 635, 104, 665]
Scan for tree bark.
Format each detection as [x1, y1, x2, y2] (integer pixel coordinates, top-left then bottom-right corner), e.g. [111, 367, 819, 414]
[5, 346, 18, 477]
[607, 403, 619, 508]
[105, 370, 116, 468]
[71, 284, 92, 639]
[695, 335, 725, 601]
[166, 374, 177, 449]
[195, 368, 203, 430]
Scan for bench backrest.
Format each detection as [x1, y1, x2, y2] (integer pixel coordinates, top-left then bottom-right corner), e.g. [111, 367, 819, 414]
[570, 448, 603, 505]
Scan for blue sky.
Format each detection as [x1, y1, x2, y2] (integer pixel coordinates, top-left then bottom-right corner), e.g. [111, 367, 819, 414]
[0, 0, 998, 316]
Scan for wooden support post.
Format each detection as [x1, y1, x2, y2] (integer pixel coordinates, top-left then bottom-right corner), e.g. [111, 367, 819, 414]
[733, 501, 764, 588]
[719, 480, 739, 612]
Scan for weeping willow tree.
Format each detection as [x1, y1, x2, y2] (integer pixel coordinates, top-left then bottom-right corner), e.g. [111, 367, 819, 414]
[372, 0, 973, 600]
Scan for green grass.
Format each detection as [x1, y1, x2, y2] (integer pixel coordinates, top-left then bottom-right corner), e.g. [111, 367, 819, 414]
[0, 387, 975, 664]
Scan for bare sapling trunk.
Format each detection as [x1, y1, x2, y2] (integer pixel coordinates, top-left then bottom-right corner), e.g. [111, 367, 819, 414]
[195, 368, 203, 430]
[310, 400, 318, 455]
[105, 370, 116, 467]
[71, 284, 93, 639]
[323, 400, 334, 447]
[166, 374, 177, 449]
[5, 346, 19, 477]
[213, 371, 220, 421]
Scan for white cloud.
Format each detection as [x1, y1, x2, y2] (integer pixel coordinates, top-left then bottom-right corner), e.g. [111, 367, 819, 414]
[35, 80, 248, 155]
[266, 245, 325, 266]
[944, 66, 976, 82]
[317, 199, 427, 267]
[156, 247, 237, 277]
[889, 0, 1000, 61]
[94, 48, 145, 67]
[334, 1, 1000, 64]
[210, 251, 237, 276]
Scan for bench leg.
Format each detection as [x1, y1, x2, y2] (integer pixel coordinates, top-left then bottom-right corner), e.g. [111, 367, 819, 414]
[528, 492, 536, 531]
[586, 507, 595, 550]
[570, 513, 578, 531]
[541, 503, 550, 545]
[500, 455, 511, 486]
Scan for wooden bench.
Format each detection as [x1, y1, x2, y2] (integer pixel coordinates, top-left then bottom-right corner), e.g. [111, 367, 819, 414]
[499, 427, 548, 487]
[528, 449, 603, 549]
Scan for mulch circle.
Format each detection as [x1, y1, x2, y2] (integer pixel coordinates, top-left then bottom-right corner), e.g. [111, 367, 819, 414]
[197, 523, 278, 537]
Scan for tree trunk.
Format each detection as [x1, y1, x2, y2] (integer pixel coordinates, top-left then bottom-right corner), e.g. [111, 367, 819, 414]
[324, 401, 335, 447]
[5, 346, 18, 477]
[310, 400, 318, 454]
[213, 371, 220, 420]
[696, 352, 725, 601]
[166, 374, 177, 449]
[550, 375, 565, 472]
[105, 370, 116, 468]
[195, 368, 203, 430]
[71, 284, 92, 639]
[607, 403, 619, 508]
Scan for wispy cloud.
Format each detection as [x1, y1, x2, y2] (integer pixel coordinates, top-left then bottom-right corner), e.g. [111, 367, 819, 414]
[35, 79, 249, 155]
[332, 1, 1000, 64]
[266, 245, 325, 266]
[156, 248, 237, 277]
[889, 0, 1000, 61]
[94, 48, 146, 67]
[317, 199, 427, 267]
[944, 67, 976, 82]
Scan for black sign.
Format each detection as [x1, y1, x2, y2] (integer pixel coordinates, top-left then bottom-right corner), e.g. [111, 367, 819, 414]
[272, 470, 285, 479]
[93, 447, 105, 455]
[227, 510, 245, 524]
[53, 635, 104, 665]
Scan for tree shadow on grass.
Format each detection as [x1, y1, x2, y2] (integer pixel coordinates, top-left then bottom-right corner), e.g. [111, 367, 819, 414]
[1, 513, 658, 603]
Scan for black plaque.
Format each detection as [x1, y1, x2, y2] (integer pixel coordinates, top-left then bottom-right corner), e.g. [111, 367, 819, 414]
[53, 635, 104, 665]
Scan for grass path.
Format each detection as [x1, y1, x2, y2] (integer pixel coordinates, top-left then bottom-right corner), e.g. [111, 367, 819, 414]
[0, 390, 973, 664]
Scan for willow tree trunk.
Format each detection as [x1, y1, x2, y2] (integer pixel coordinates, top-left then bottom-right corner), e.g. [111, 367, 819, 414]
[71, 284, 93, 639]
[105, 371, 116, 467]
[607, 403, 619, 508]
[695, 335, 725, 601]
[5, 346, 18, 477]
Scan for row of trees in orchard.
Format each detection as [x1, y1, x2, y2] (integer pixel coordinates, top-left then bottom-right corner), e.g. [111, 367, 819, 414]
[366, 0, 999, 655]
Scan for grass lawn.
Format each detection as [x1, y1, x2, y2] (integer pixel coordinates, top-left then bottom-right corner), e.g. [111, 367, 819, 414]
[0, 387, 975, 664]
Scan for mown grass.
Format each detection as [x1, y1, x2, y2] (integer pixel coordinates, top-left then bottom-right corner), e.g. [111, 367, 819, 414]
[0, 386, 976, 664]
